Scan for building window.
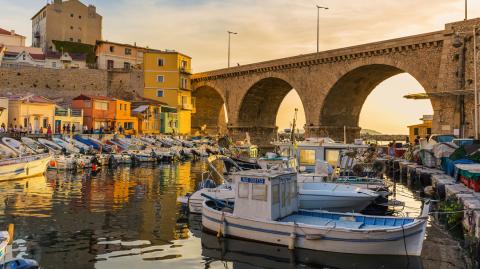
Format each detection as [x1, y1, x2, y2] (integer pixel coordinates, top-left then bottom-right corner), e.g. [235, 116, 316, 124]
[157, 58, 164, 66]
[107, 60, 114, 69]
[52, 62, 57, 68]
[414, 128, 419, 136]
[70, 26, 74, 30]
[42, 118, 48, 128]
[94, 101, 109, 110]
[109, 46, 115, 52]
[157, 75, 164, 83]
[70, 13, 74, 17]
[181, 96, 188, 106]
[181, 60, 187, 68]
[427, 128, 432, 135]
[124, 62, 130, 70]
[79, 15, 82, 19]
[69, 38, 73, 42]
[125, 48, 132, 55]
[157, 90, 164, 97]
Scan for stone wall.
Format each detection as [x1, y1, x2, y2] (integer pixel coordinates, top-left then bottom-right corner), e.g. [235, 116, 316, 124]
[0, 66, 143, 104]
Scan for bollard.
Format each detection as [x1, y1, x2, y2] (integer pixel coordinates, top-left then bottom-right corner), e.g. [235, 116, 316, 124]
[7, 224, 14, 245]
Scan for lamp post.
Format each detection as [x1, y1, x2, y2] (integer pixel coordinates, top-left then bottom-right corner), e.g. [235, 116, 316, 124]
[316, 5, 328, 53]
[474, 26, 478, 139]
[227, 31, 237, 68]
[465, 0, 468, 20]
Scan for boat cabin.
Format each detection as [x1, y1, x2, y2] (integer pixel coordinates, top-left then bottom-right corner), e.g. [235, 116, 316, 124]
[275, 137, 368, 173]
[232, 170, 298, 221]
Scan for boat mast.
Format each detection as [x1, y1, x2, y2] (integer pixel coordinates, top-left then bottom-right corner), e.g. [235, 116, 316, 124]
[290, 108, 298, 144]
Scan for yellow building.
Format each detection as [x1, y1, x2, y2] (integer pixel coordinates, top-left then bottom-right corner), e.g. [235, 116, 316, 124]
[53, 106, 83, 134]
[131, 100, 162, 135]
[143, 50, 193, 135]
[408, 115, 433, 143]
[113, 99, 138, 134]
[8, 94, 55, 133]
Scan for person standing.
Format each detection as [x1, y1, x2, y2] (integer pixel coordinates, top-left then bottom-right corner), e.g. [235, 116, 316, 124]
[47, 124, 52, 136]
[62, 124, 66, 134]
[72, 124, 76, 134]
[66, 123, 71, 134]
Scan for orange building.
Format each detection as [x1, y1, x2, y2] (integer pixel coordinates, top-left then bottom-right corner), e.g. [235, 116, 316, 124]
[113, 99, 137, 134]
[71, 94, 115, 132]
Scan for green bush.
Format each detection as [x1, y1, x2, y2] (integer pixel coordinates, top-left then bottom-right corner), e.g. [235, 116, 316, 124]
[52, 40, 96, 64]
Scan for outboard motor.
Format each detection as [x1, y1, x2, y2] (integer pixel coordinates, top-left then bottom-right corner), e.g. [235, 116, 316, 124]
[108, 154, 118, 168]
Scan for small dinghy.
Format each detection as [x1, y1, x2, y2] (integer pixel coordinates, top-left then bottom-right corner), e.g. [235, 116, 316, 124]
[21, 137, 48, 154]
[52, 137, 80, 153]
[38, 138, 63, 154]
[202, 169, 429, 256]
[2, 137, 35, 155]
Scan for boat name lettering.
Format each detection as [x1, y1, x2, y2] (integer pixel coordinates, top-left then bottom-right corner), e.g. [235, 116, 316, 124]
[240, 177, 265, 184]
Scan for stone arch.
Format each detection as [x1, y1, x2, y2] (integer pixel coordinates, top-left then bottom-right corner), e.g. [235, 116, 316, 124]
[231, 76, 305, 147]
[191, 85, 227, 135]
[318, 63, 434, 141]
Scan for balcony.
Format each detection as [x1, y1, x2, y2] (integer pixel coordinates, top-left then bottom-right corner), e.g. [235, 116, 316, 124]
[55, 108, 83, 118]
[179, 67, 192, 75]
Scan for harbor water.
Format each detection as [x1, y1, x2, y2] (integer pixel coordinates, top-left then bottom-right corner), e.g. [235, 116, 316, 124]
[0, 161, 468, 269]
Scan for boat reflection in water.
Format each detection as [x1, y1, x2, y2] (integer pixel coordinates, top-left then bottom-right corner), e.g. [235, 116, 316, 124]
[201, 232, 422, 269]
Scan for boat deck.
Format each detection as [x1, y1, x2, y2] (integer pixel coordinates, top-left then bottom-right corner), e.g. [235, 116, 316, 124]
[279, 210, 415, 230]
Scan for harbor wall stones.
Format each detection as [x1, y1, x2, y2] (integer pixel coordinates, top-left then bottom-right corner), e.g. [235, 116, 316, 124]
[192, 18, 480, 145]
[0, 66, 143, 103]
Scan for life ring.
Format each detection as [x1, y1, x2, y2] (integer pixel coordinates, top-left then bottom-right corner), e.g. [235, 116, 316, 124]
[49, 160, 57, 167]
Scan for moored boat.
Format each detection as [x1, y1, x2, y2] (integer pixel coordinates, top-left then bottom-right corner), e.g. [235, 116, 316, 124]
[0, 153, 51, 181]
[202, 169, 429, 256]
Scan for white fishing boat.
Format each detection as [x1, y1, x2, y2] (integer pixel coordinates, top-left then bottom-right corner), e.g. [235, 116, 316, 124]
[0, 153, 51, 181]
[52, 137, 80, 153]
[37, 138, 63, 154]
[2, 137, 35, 155]
[21, 137, 48, 154]
[202, 169, 429, 256]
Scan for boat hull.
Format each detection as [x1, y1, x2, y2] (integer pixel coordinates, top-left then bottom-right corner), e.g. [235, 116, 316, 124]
[202, 203, 428, 256]
[0, 154, 51, 181]
[299, 193, 376, 212]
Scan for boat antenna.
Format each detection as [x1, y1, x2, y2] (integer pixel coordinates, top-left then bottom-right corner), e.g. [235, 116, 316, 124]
[290, 108, 298, 144]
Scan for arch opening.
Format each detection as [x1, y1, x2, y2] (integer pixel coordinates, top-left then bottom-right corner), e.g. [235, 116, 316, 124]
[319, 64, 433, 142]
[234, 77, 305, 147]
[191, 86, 227, 135]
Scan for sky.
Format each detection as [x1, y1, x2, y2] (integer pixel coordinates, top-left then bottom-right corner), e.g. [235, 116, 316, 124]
[1, 0, 479, 134]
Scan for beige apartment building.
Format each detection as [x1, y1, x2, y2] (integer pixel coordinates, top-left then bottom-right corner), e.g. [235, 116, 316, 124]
[31, 0, 102, 51]
[95, 41, 148, 70]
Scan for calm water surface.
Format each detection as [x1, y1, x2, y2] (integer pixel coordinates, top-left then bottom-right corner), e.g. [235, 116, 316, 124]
[0, 161, 460, 269]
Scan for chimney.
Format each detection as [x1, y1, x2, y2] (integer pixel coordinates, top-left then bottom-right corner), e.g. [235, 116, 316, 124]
[88, 5, 96, 17]
[10, 30, 15, 36]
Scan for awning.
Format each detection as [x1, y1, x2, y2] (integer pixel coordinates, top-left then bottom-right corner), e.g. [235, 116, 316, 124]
[404, 90, 474, 100]
[132, 105, 149, 113]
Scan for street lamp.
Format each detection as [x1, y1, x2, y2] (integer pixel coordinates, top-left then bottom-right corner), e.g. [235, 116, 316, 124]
[227, 31, 237, 68]
[316, 5, 329, 53]
[474, 26, 479, 139]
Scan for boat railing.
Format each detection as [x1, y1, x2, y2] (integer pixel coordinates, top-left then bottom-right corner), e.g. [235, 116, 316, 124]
[0, 153, 50, 166]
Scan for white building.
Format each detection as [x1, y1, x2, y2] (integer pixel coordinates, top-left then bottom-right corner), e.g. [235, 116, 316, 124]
[45, 51, 87, 69]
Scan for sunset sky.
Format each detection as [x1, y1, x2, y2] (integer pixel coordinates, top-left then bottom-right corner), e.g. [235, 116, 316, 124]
[1, 0, 479, 134]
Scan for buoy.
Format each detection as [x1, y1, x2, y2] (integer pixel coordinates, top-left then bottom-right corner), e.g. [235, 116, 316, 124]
[7, 224, 14, 245]
[92, 163, 97, 172]
[49, 160, 57, 167]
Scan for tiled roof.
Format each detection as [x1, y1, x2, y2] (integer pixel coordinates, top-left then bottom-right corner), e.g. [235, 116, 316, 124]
[6, 94, 54, 104]
[72, 94, 114, 101]
[30, 53, 45, 60]
[0, 28, 25, 37]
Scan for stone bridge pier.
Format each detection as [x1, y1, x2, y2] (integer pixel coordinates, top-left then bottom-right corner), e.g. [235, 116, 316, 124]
[192, 18, 480, 148]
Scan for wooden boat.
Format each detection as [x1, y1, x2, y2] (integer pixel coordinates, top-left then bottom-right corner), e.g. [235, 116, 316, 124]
[0, 153, 51, 181]
[2, 137, 35, 155]
[200, 232, 422, 269]
[52, 137, 80, 153]
[202, 169, 429, 256]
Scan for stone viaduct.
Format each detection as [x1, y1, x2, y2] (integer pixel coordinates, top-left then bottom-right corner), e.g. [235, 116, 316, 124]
[192, 18, 480, 147]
